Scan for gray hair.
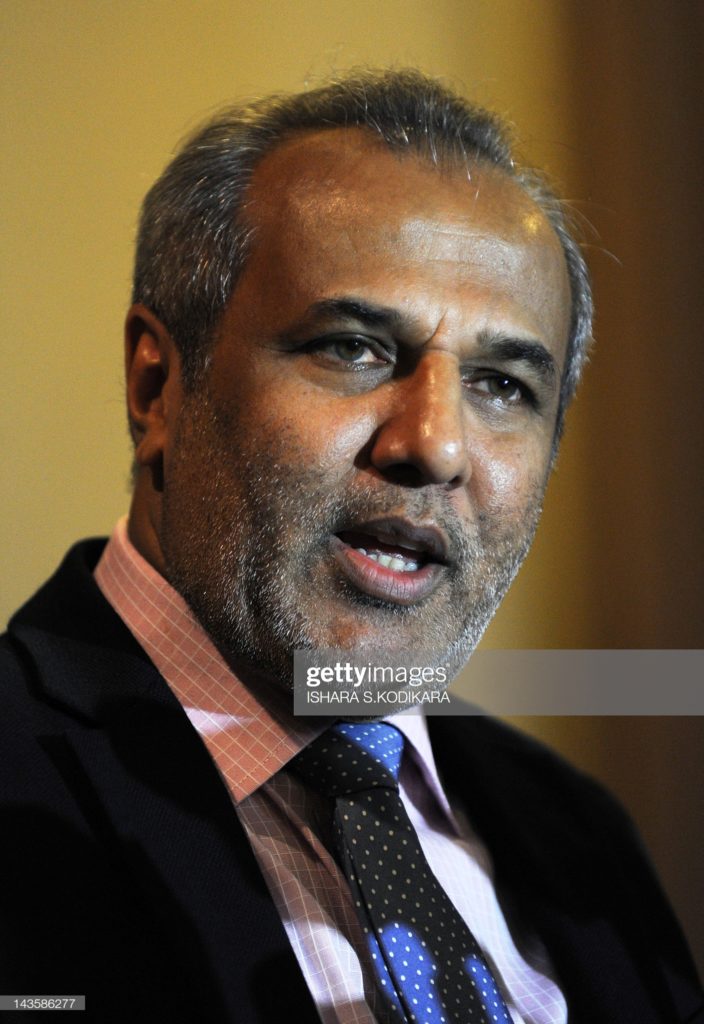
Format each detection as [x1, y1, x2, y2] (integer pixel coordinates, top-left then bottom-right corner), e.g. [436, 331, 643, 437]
[132, 68, 592, 437]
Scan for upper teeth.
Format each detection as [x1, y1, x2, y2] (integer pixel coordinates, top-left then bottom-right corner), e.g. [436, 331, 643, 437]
[356, 547, 420, 572]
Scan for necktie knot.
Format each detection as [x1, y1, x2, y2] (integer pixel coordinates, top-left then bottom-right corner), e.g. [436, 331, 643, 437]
[290, 721, 404, 797]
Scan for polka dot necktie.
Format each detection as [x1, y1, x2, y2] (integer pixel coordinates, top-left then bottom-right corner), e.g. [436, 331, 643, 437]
[290, 721, 513, 1024]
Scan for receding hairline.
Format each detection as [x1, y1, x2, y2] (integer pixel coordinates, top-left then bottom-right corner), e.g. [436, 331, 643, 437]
[240, 121, 516, 190]
[237, 122, 567, 267]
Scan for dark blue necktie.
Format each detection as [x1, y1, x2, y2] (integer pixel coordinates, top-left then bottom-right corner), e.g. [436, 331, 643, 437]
[291, 721, 513, 1024]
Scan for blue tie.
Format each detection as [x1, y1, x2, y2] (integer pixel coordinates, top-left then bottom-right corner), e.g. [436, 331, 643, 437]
[291, 721, 513, 1024]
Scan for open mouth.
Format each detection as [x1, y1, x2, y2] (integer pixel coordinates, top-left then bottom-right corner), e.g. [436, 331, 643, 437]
[337, 531, 428, 573]
[331, 518, 448, 605]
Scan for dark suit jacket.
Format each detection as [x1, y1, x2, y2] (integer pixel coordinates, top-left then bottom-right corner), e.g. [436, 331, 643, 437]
[1, 540, 702, 1023]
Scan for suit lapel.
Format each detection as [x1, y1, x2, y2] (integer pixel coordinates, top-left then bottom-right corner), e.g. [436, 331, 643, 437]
[9, 541, 319, 1022]
[63, 688, 316, 1021]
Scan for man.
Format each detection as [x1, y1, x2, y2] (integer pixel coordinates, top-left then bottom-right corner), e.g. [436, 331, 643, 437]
[1, 70, 701, 1023]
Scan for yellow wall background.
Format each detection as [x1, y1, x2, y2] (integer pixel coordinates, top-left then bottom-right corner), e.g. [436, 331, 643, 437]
[3, 0, 703, 970]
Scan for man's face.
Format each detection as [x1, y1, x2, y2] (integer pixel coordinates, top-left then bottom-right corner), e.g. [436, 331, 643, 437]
[158, 130, 571, 688]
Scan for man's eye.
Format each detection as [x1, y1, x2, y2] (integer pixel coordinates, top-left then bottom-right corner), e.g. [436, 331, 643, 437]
[314, 335, 387, 366]
[469, 374, 530, 405]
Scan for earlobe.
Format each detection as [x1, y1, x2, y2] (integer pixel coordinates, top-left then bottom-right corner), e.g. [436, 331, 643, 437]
[124, 304, 179, 473]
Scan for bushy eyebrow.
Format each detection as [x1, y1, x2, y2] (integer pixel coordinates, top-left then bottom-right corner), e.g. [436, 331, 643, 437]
[475, 331, 558, 387]
[290, 297, 407, 333]
[287, 296, 559, 386]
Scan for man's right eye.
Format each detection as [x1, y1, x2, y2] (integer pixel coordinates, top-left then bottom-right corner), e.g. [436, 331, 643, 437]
[310, 335, 389, 367]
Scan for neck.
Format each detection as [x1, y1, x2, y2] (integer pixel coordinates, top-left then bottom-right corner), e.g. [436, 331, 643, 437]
[127, 470, 166, 577]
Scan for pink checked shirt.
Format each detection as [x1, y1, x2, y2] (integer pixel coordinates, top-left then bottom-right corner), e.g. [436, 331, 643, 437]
[95, 517, 567, 1024]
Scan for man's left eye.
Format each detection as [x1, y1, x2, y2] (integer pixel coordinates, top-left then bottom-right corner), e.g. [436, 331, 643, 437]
[469, 374, 529, 405]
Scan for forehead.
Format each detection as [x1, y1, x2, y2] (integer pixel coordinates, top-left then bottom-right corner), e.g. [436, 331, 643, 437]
[238, 128, 570, 354]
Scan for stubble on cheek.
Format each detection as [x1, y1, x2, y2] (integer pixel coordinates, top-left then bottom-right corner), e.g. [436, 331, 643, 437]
[159, 396, 347, 675]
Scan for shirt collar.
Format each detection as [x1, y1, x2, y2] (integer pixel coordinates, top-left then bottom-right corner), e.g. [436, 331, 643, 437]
[389, 710, 460, 829]
[94, 516, 323, 802]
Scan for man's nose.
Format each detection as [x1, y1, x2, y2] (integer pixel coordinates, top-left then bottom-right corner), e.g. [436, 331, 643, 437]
[369, 351, 470, 487]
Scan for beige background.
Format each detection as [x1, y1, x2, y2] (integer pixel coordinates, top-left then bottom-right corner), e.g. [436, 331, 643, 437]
[3, 0, 703, 970]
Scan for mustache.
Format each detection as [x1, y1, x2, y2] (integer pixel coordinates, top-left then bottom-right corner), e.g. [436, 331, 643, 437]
[290, 479, 478, 568]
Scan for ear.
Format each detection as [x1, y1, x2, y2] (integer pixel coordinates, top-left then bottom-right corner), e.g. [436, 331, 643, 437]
[125, 304, 181, 473]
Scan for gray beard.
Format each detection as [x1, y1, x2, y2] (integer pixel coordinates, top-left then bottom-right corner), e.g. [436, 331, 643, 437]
[161, 395, 543, 692]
